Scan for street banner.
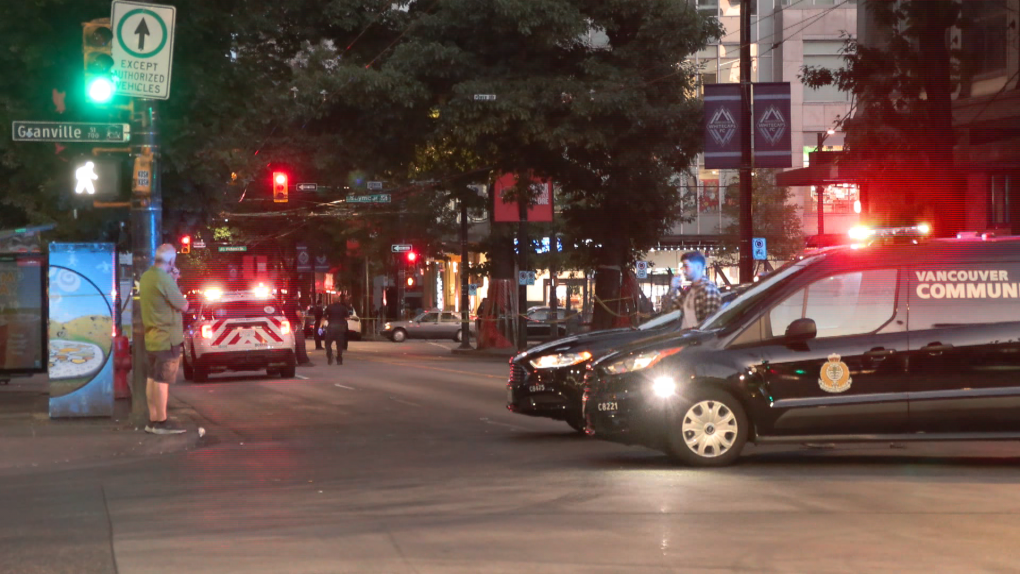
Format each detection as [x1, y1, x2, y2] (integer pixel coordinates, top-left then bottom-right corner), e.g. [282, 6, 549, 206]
[48, 243, 116, 418]
[0, 253, 47, 376]
[703, 84, 742, 170]
[296, 244, 311, 272]
[314, 254, 329, 273]
[493, 173, 554, 222]
[753, 82, 793, 168]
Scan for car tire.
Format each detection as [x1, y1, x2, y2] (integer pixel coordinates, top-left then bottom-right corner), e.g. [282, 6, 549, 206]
[193, 365, 209, 383]
[665, 389, 748, 467]
[453, 329, 463, 343]
[392, 328, 407, 343]
[566, 413, 587, 434]
[267, 368, 281, 377]
[182, 351, 194, 382]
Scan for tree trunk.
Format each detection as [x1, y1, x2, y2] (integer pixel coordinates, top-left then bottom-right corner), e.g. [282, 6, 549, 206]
[478, 230, 516, 349]
[591, 238, 628, 331]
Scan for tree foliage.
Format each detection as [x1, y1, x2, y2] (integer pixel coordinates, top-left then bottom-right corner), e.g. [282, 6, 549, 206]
[721, 170, 802, 263]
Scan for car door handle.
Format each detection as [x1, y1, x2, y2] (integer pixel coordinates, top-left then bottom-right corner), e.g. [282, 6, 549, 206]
[864, 348, 896, 360]
[923, 343, 953, 355]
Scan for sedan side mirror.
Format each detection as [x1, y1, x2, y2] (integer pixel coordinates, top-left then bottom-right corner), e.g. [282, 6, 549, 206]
[785, 318, 817, 342]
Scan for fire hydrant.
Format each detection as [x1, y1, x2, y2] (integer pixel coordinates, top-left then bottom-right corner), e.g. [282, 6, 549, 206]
[113, 335, 131, 399]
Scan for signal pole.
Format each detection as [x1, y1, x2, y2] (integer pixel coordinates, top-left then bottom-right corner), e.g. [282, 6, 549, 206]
[130, 100, 161, 425]
[738, 0, 754, 283]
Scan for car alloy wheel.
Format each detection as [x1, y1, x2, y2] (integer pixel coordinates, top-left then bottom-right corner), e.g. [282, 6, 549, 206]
[392, 329, 407, 343]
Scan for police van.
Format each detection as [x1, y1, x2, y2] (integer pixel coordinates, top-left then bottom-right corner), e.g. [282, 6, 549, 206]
[182, 286, 296, 382]
[583, 226, 1020, 466]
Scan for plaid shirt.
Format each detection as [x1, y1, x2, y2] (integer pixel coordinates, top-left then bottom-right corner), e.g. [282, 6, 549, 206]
[680, 277, 722, 324]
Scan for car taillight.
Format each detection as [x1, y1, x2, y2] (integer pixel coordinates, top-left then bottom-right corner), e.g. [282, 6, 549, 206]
[281, 320, 291, 334]
[201, 324, 213, 339]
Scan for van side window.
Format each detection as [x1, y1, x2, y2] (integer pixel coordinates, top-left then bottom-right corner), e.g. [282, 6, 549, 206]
[908, 264, 1020, 329]
[768, 269, 898, 339]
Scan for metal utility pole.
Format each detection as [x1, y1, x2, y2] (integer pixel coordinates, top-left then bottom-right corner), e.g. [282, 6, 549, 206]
[130, 100, 160, 425]
[816, 132, 825, 236]
[547, 236, 559, 343]
[738, 0, 754, 284]
[517, 198, 529, 351]
[458, 199, 472, 349]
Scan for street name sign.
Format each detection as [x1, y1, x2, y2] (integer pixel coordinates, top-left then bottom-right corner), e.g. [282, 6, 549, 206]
[12, 121, 130, 143]
[347, 194, 391, 203]
[218, 245, 247, 253]
[391, 244, 412, 253]
[193, 239, 206, 249]
[367, 181, 383, 190]
[752, 237, 767, 261]
[474, 94, 497, 101]
[296, 183, 317, 192]
[111, 1, 176, 100]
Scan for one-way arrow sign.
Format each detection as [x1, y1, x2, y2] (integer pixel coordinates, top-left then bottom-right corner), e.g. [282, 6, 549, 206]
[134, 18, 150, 50]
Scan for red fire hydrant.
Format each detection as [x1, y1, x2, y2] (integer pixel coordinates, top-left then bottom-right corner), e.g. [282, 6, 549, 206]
[113, 335, 131, 399]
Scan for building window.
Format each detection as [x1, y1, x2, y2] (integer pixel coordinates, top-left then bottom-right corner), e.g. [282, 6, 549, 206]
[697, 0, 719, 17]
[962, 1, 1008, 77]
[990, 175, 1011, 227]
[803, 40, 849, 102]
[808, 183, 860, 215]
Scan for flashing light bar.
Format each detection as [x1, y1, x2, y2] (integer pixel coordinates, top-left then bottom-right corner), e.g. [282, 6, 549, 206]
[848, 223, 931, 242]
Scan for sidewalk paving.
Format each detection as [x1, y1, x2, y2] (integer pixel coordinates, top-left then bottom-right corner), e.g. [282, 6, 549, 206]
[0, 375, 203, 473]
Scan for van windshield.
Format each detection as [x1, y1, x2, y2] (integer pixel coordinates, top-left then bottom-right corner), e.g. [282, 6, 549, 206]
[699, 256, 822, 332]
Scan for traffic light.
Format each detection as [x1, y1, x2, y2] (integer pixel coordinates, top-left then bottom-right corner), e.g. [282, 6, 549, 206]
[406, 251, 417, 263]
[180, 235, 191, 254]
[407, 276, 415, 287]
[83, 19, 116, 104]
[272, 171, 288, 203]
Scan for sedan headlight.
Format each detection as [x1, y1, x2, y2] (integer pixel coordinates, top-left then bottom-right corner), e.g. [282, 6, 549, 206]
[384, 322, 392, 330]
[529, 351, 592, 370]
[603, 347, 683, 375]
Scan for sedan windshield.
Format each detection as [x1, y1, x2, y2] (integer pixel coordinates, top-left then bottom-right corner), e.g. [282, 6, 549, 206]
[699, 255, 822, 332]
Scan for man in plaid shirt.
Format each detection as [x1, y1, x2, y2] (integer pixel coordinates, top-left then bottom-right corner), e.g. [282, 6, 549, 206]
[679, 251, 722, 329]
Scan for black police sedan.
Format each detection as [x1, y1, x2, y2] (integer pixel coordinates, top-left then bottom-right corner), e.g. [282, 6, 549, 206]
[584, 228, 1020, 466]
[508, 285, 749, 432]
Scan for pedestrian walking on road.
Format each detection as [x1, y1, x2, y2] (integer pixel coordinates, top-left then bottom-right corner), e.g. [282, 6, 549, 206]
[323, 296, 350, 366]
[312, 296, 325, 350]
[139, 244, 189, 435]
[285, 298, 313, 366]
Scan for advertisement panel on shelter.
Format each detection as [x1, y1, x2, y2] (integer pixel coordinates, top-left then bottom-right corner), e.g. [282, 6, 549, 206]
[492, 173, 554, 222]
[48, 243, 116, 418]
[753, 82, 793, 168]
[0, 253, 47, 375]
[703, 84, 742, 170]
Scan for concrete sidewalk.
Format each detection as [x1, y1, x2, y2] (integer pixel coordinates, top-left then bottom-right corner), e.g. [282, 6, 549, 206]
[0, 375, 203, 473]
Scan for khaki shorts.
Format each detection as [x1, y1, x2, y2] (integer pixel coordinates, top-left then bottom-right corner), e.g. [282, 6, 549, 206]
[147, 344, 182, 384]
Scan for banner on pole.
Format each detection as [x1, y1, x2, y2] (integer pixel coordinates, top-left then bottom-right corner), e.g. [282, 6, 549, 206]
[493, 173, 554, 222]
[753, 82, 792, 168]
[703, 84, 742, 170]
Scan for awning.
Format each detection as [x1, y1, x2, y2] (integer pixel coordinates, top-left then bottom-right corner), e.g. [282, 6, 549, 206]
[775, 162, 861, 187]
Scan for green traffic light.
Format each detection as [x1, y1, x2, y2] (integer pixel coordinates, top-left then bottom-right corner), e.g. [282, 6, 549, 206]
[87, 77, 115, 103]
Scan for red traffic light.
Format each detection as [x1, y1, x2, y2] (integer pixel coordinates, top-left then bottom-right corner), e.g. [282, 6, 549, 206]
[406, 251, 417, 263]
[272, 171, 288, 203]
[180, 235, 191, 245]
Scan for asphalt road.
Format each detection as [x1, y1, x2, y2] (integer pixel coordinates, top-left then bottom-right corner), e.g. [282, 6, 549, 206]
[5, 340, 1020, 573]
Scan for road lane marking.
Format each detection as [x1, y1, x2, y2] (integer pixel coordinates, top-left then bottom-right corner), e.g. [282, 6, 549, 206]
[390, 397, 422, 407]
[334, 383, 356, 390]
[427, 342, 453, 351]
[294, 375, 309, 380]
[479, 417, 525, 431]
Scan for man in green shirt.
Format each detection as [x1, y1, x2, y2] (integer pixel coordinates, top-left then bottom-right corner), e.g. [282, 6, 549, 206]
[139, 244, 190, 435]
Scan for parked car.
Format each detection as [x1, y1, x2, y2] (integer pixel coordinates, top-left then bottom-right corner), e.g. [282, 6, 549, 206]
[525, 307, 580, 339]
[382, 311, 474, 342]
[584, 226, 1020, 467]
[508, 286, 751, 432]
[304, 305, 362, 340]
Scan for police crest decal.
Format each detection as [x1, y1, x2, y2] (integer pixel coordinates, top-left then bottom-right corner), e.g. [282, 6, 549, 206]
[818, 353, 852, 393]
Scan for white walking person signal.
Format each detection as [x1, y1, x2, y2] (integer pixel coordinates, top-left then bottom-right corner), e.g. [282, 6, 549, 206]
[75, 161, 99, 195]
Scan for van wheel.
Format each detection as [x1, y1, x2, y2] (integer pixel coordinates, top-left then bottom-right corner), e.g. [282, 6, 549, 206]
[267, 368, 281, 377]
[193, 365, 209, 383]
[665, 389, 748, 467]
[392, 328, 407, 343]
